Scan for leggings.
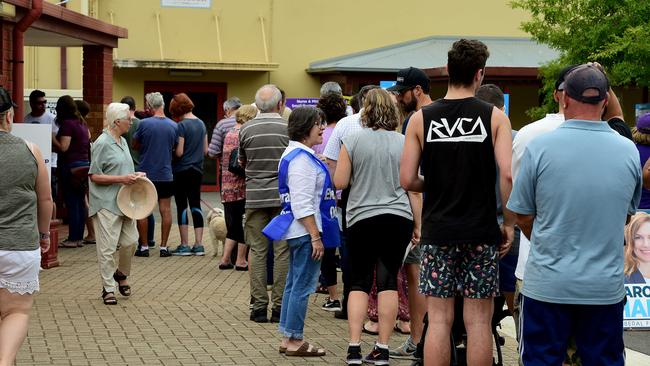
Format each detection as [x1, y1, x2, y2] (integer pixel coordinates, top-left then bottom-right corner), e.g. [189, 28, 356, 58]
[320, 247, 338, 287]
[348, 214, 412, 293]
[173, 169, 204, 228]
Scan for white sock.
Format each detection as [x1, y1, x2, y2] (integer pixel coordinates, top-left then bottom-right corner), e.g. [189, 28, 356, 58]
[349, 342, 360, 347]
[376, 343, 388, 349]
[140, 245, 149, 250]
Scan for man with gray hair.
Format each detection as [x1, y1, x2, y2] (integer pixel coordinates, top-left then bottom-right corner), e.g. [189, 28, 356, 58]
[132, 92, 178, 258]
[208, 97, 242, 159]
[239, 84, 289, 323]
[320, 81, 343, 97]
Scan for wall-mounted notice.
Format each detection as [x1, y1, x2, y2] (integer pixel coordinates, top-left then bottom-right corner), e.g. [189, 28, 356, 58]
[161, 0, 211, 8]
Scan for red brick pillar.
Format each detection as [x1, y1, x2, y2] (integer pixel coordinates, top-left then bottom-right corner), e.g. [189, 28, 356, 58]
[82, 45, 113, 139]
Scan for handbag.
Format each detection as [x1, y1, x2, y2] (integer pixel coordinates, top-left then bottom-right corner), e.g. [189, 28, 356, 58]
[227, 147, 246, 177]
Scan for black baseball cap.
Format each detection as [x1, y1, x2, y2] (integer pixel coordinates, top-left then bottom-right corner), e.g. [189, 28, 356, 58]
[387, 67, 430, 93]
[555, 64, 579, 91]
[563, 64, 609, 105]
[0, 87, 17, 113]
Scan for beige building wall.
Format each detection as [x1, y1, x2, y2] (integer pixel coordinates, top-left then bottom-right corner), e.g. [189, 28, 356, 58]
[91, 0, 529, 101]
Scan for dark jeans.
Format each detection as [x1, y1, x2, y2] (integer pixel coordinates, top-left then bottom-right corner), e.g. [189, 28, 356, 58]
[147, 214, 155, 244]
[60, 162, 88, 241]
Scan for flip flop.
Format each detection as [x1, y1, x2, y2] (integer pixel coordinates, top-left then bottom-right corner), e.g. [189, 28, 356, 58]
[285, 342, 326, 357]
[362, 323, 379, 336]
[218, 263, 234, 270]
[235, 265, 249, 271]
[394, 324, 411, 335]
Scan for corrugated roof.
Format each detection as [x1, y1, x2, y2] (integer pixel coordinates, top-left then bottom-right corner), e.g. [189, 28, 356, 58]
[307, 36, 560, 73]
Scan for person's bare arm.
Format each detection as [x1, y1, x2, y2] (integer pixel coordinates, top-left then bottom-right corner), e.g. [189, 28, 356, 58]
[643, 158, 650, 190]
[175, 137, 185, 158]
[89, 173, 141, 185]
[407, 191, 422, 245]
[400, 110, 425, 192]
[203, 135, 209, 156]
[604, 87, 623, 121]
[333, 145, 352, 189]
[58, 135, 71, 152]
[516, 214, 534, 239]
[298, 215, 324, 260]
[492, 107, 516, 256]
[31, 144, 53, 253]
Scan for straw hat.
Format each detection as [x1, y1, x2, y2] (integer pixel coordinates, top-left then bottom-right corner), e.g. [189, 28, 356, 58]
[117, 177, 158, 219]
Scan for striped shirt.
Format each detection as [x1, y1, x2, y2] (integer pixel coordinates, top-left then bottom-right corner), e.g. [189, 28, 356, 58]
[239, 113, 289, 208]
[208, 116, 236, 158]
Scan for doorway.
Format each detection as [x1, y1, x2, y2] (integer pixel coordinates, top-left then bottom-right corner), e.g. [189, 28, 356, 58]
[143, 81, 226, 191]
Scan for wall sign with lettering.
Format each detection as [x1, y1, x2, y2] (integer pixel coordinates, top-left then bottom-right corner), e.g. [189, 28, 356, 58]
[161, 0, 211, 8]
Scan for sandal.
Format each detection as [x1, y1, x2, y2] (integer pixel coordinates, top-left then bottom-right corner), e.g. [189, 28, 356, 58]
[59, 239, 80, 248]
[279, 346, 287, 354]
[102, 289, 117, 305]
[235, 265, 249, 271]
[218, 263, 234, 270]
[394, 322, 411, 335]
[113, 270, 131, 297]
[362, 322, 379, 336]
[285, 342, 326, 357]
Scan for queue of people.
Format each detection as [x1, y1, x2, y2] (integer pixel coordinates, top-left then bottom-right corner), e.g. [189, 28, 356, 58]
[4, 37, 650, 366]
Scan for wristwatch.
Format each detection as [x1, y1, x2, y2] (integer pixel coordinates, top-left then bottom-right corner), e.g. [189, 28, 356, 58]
[39, 232, 50, 240]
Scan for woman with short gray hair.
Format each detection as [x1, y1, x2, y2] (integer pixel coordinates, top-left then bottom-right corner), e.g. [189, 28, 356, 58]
[89, 102, 145, 305]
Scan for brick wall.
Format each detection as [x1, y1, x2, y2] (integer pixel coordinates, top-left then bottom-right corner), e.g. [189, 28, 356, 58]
[0, 20, 13, 91]
[82, 45, 113, 139]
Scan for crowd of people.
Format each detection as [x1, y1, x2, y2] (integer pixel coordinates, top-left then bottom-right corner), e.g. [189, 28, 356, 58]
[1, 37, 649, 366]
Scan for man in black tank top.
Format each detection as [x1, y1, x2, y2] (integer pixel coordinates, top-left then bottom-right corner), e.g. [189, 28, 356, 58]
[400, 39, 516, 366]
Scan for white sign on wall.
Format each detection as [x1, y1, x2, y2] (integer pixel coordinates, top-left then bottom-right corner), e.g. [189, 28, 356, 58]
[11, 124, 53, 183]
[161, 0, 211, 8]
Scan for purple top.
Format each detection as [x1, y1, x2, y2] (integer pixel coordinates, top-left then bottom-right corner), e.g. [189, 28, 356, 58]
[312, 125, 335, 155]
[57, 118, 90, 164]
[636, 143, 650, 209]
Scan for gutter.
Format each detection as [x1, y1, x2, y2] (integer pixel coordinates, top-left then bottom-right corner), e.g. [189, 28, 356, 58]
[12, 0, 43, 121]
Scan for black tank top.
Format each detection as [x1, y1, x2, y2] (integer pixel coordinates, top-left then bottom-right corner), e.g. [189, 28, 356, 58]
[420, 97, 500, 246]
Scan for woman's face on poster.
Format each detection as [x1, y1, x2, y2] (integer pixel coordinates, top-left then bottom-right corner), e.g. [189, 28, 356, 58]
[633, 221, 650, 263]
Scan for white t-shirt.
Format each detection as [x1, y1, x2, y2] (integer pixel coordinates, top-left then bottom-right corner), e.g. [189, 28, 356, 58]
[512, 113, 564, 280]
[24, 111, 58, 168]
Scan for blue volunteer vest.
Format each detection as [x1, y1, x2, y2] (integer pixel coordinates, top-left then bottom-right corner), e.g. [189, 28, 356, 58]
[262, 148, 340, 248]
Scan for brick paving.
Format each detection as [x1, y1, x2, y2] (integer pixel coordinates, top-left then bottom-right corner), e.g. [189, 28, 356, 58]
[17, 228, 522, 366]
[15, 193, 522, 365]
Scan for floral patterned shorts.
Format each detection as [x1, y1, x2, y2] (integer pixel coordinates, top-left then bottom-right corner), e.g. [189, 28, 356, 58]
[419, 243, 499, 299]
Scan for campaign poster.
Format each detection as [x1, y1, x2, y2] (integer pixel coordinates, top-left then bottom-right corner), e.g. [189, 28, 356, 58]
[11, 123, 52, 183]
[624, 285, 650, 329]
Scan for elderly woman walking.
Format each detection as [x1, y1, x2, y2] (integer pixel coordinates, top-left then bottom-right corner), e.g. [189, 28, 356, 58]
[89, 103, 144, 305]
[335, 88, 421, 365]
[0, 87, 52, 366]
[263, 107, 340, 357]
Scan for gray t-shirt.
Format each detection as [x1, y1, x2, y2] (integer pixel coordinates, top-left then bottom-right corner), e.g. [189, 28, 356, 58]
[342, 128, 413, 227]
[24, 111, 58, 168]
[173, 118, 206, 174]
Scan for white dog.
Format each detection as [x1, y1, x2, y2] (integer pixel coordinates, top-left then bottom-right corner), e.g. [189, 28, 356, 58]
[205, 207, 227, 257]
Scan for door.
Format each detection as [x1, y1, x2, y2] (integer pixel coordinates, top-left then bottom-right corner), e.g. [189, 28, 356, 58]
[143, 81, 226, 191]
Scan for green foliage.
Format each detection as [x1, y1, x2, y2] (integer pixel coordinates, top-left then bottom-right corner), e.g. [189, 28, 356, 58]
[510, 0, 650, 118]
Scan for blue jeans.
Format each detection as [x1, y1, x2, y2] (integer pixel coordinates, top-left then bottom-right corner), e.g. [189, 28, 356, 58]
[278, 234, 321, 339]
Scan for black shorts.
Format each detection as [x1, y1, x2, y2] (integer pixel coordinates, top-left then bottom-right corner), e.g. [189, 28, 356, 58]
[223, 200, 245, 243]
[152, 180, 174, 199]
[347, 214, 412, 294]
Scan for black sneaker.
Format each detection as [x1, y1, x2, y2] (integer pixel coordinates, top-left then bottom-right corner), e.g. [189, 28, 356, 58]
[159, 248, 171, 257]
[250, 308, 268, 323]
[148, 240, 156, 248]
[270, 307, 281, 323]
[134, 246, 149, 257]
[364, 345, 389, 365]
[321, 298, 342, 312]
[346, 345, 362, 365]
[334, 309, 348, 320]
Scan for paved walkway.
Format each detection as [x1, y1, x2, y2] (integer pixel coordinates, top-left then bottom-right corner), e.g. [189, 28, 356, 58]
[15, 192, 648, 365]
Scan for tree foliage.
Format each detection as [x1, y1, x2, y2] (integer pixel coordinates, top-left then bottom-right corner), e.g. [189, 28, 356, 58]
[510, 0, 650, 119]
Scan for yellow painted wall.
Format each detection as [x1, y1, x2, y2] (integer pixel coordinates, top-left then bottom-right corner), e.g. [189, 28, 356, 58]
[93, 0, 529, 101]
